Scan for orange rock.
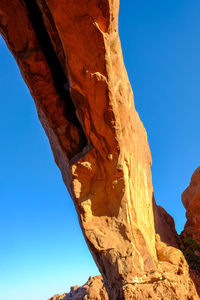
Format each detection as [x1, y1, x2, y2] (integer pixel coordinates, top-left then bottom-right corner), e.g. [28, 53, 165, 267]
[48, 276, 108, 300]
[190, 270, 200, 296]
[0, 1, 199, 299]
[182, 167, 200, 243]
[153, 196, 180, 248]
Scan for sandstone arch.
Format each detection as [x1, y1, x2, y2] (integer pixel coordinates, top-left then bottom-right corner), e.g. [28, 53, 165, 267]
[0, 1, 199, 299]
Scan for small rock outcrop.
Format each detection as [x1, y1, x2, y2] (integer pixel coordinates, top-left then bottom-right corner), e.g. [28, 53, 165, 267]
[153, 196, 180, 248]
[182, 167, 200, 243]
[48, 276, 108, 300]
[181, 166, 200, 293]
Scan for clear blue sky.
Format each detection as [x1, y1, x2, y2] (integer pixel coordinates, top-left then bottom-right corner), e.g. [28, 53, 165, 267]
[0, 1, 200, 299]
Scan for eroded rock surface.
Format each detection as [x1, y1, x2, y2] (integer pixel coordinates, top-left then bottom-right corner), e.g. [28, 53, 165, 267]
[0, 1, 199, 299]
[181, 166, 200, 294]
[153, 196, 180, 248]
[182, 167, 200, 243]
[50, 267, 198, 300]
[49, 276, 108, 300]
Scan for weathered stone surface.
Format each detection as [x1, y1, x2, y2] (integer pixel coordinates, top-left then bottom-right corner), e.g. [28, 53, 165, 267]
[51, 266, 198, 300]
[181, 167, 200, 295]
[182, 167, 200, 243]
[49, 276, 108, 300]
[0, 1, 199, 299]
[191, 270, 200, 296]
[153, 196, 180, 248]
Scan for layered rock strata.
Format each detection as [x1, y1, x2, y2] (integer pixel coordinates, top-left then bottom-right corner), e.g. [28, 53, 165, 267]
[0, 1, 199, 299]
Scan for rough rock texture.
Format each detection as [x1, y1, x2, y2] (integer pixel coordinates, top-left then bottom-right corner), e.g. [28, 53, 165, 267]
[181, 166, 200, 294]
[51, 270, 200, 300]
[153, 196, 180, 248]
[182, 167, 200, 243]
[191, 270, 200, 296]
[49, 276, 108, 300]
[0, 1, 199, 299]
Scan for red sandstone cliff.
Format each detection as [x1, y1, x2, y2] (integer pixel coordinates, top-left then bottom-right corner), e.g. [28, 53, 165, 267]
[0, 1, 199, 299]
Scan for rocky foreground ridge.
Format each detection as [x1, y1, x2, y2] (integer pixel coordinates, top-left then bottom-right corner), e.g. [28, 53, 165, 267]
[49, 276, 108, 300]
[0, 0, 200, 299]
[49, 166, 200, 299]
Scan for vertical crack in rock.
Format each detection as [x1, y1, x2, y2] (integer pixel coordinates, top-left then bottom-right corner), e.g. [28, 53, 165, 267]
[23, 0, 88, 160]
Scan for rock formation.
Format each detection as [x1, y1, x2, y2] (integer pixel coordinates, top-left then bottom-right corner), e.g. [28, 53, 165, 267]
[182, 167, 200, 243]
[181, 166, 200, 286]
[48, 276, 108, 300]
[153, 196, 180, 248]
[0, 1, 199, 299]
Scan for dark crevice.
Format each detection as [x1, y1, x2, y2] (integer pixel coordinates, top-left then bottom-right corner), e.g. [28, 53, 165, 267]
[36, 0, 66, 71]
[23, 0, 88, 158]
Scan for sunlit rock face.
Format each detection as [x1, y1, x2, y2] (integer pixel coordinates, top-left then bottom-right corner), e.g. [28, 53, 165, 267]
[0, 0, 199, 299]
[182, 167, 200, 243]
[49, 276, 108, 300]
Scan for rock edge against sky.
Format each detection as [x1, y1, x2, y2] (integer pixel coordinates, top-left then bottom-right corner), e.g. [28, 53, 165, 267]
[0, 1, 200, 299]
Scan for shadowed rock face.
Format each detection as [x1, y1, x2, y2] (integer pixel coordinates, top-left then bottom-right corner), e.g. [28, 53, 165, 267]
[0, 1, 199, 299]
[153, 196, 180, 248]
[182, 167, 200, 243]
